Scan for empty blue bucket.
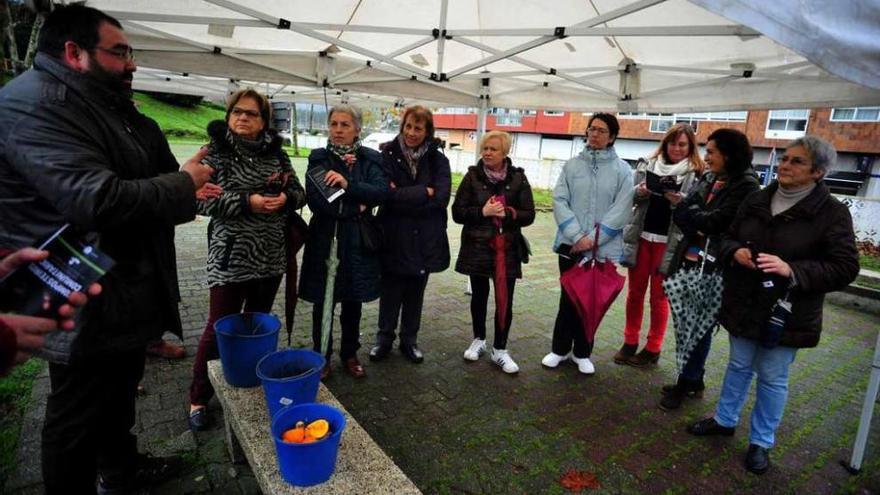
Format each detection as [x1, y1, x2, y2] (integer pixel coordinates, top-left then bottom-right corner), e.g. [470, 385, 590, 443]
[271, 403, 347, 487]
[214, 312, 280, 387]
[257, 349, 325, 419]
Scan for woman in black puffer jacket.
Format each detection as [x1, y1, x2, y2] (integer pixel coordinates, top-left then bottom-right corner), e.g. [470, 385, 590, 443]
[368, 106, 451, 364]
[453, 130, 535, 374]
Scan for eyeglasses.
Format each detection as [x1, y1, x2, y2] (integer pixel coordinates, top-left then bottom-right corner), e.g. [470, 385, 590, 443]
[94, 46, 135, 63]
[231, 108, 262, 119]
[779, 155, 811, 167]
[586, 126, 609, 135]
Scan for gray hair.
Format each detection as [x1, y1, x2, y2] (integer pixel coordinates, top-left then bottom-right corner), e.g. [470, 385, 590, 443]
[787, 135, 837, 175]
[327, 104, 362, 132]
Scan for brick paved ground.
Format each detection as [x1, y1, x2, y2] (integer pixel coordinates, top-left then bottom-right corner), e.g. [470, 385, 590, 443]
[8, 153, 880, 494]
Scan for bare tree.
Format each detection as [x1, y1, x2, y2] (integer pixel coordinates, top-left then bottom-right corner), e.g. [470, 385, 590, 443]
[1, 0, 21, 71]
[22, 10, 42, 67]
[23, 0, 50, 68]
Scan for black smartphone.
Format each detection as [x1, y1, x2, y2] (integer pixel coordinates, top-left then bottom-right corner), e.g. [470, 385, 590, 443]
[555, 243, 574, 259]
[745, 241, 759, 266]
[0, 224, 115, 317]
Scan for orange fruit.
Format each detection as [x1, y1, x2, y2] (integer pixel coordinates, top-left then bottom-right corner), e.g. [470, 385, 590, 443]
[306, 419, 330, 440]
[281, 421, 306, 443]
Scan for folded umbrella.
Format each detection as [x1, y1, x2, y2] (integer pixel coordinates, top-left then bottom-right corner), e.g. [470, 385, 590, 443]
[559, 227, 625, 344]
[662, 240, 723, 374]
[489, 194, 510, 332]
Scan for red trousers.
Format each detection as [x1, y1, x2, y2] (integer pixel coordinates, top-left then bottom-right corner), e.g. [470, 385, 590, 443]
[624, 238, 670, 353]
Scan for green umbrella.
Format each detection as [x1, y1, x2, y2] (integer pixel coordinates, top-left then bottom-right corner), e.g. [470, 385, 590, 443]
[320, 202, 343, 355]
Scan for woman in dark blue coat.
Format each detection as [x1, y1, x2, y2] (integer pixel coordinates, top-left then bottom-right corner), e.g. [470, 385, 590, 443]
[368, 106, 451, 364]
[299, 105, 390, 379]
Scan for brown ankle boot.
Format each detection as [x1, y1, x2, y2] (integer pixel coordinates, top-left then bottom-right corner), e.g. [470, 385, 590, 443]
[626, 348, 660, 368]
[613, 343, 638, 364]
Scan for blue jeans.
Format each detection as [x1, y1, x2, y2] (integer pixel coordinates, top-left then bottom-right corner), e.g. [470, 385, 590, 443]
[714, 335, 798, 448]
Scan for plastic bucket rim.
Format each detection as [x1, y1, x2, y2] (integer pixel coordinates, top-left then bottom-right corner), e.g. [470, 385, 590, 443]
[214, 312, 281, 339]
[256, 349, 325, 383]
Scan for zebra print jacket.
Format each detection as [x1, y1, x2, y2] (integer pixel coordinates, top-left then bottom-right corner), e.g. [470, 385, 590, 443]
[198, 121, 306, 287]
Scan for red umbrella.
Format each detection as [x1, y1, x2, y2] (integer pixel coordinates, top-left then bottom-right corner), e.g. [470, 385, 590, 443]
[489, 194, 510, 332]
[559, 228, 625, 343]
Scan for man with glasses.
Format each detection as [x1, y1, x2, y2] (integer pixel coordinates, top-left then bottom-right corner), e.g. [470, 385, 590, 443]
[0, 4, 216, 494]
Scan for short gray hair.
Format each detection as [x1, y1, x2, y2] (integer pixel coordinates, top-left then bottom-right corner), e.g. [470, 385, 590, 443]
[327, 104, 362, 132]
[787, 135, 837, 175]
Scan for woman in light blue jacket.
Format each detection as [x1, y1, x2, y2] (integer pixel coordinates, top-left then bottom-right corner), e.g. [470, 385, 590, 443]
[541, 113, 634, 375]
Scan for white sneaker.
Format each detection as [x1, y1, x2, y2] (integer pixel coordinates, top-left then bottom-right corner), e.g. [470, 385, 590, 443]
[572, 356, 595, 375]
[463, 339, 487, 361]
[491, 348, 520, 374]
[541, 352, 570, 368]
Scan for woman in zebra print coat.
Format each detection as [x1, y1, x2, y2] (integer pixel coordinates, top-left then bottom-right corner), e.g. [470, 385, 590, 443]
[187, 89, 305, 430]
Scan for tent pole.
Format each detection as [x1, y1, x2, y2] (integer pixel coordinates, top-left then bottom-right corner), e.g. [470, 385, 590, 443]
[845, 329, 880, 474]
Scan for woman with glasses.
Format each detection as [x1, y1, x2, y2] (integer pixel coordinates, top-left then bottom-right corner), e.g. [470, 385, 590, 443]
[188, 89, 305, 430]
[687, 136, 858, 475]
[617, 124, 706, 368]
[541, 113, 634, 375]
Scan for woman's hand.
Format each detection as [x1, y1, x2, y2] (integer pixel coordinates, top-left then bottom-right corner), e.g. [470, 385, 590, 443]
[757, 253, 792, 278]
[195, 183, 223, 201]
[426, 187, 435, 198]
[325, 171, 349, 189]
[482, 197, 505, 218]
[249, 194, 279, 214]
[571, 235, 594, 254]
[664, 191, 683, 206]
[262, 192, 287, 213]
[635, 181, 650, 198]
[733, 247, 757, 269]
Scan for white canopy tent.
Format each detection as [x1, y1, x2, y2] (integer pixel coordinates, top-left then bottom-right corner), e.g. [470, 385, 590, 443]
[86, 0, 880, 112]
[87, 1, 880, 472]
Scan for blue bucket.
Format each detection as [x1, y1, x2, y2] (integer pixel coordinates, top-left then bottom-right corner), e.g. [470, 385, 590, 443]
[257, 349, 325, 419]
[214, 312, 280, 387]
[271, 403, 347, 487]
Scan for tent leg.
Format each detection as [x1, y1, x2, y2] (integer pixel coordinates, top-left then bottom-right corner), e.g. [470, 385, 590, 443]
[844, 330, 880, 474]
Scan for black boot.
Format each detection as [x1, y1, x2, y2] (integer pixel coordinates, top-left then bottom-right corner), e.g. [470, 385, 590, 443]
[658, 376, 688, 411]
[661, 377, 705, 398]
[659, 377, 704, 411]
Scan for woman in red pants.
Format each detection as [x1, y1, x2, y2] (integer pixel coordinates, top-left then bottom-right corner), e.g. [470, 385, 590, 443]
[617, 124, 705, 367]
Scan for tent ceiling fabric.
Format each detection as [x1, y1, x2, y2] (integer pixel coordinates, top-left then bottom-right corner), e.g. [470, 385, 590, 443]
[93, 0, 880, 111]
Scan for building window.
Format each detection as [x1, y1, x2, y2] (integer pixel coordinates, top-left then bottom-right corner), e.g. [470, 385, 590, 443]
[831, 107, 880, 122]
[543, 110, 565, 116]
[648, 114, 675, 133]
[491, 108, 535, 127]
[765, 109, 809, 139]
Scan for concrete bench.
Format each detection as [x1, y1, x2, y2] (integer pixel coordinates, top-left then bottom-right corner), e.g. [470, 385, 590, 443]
[207, 360, 421, 494]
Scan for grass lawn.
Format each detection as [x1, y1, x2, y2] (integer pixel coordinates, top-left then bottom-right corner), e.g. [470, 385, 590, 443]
[0, 359, 45, 492]
[860, 254, 880, 272]
[133, 92, 226, 140]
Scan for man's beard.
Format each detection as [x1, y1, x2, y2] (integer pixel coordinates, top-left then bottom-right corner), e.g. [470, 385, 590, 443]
[87, 62, 134, 97]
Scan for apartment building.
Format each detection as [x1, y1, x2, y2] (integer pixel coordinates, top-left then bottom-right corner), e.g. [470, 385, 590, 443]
[432, 107, 880, 197]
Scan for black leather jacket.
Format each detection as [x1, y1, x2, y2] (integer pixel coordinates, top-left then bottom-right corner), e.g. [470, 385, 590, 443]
[0, 53, 197, 363]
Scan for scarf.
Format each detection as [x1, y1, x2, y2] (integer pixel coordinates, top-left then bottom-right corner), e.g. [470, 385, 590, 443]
[327, 139, 361, 168]
[483, 160, 509, 184]
[397, 134, 430, 179]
